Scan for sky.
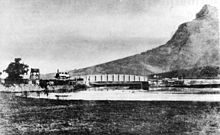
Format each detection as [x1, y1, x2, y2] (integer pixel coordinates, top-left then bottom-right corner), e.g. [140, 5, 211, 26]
[0, 0, 219, 74]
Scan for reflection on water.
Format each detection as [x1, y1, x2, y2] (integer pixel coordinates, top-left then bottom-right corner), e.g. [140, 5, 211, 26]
[1, 88, 220, 134]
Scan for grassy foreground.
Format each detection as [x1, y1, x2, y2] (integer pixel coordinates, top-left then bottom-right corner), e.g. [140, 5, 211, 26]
[0, 93, 220, 135]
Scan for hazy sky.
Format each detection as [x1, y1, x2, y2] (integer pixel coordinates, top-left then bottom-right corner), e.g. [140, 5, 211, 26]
[0, 0, 219, 74]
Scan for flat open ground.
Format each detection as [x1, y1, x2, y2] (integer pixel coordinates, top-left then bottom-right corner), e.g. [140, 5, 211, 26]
[1, 88, 220, 134]
[20, 88, 220, 102]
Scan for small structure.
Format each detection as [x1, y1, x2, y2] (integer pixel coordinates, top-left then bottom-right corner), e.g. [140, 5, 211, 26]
[30, 68, 40, 84]
[55, 69, 70, 80]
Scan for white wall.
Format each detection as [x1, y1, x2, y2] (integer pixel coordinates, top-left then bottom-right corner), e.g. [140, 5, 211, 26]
[78, 74, 148, 83]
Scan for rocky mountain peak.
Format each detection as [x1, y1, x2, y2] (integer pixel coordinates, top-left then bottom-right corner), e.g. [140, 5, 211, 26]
[196, 4, 218, 19]
[43, 5, 219, 78]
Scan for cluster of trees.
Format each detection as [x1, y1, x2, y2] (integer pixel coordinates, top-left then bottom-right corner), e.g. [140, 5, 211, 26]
[4, 58, 29, 84]
[150, 66, 220, 79]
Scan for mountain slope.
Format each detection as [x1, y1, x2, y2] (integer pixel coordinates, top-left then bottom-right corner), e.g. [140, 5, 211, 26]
[43, 5, 219, 78]
[140, 4, 219, 72]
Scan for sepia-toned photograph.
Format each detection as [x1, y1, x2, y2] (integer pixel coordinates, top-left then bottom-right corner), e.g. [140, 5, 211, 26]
[0, 0, 220, 134]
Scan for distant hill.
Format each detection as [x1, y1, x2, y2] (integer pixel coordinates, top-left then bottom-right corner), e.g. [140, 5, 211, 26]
[42, 5, 219, 79]
[149, 66, 220, 79]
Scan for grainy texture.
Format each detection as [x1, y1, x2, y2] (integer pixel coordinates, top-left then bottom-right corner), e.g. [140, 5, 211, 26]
[40, 5, 219, 78]
[1, 93, 220, 135]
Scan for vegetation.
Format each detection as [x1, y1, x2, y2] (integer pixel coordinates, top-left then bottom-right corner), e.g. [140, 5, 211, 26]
[4, 58, 29, 84]
[149, 66, 220, 79]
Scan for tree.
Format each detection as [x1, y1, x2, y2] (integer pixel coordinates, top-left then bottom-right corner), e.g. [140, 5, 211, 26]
[4, 58, 29, 80]
[200, 66, 218, 78]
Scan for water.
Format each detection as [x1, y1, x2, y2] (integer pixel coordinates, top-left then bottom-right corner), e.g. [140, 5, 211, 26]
[1, 89, 220, 135]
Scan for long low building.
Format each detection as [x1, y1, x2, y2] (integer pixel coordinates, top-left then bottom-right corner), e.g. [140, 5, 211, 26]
[70, 74, 148, 84]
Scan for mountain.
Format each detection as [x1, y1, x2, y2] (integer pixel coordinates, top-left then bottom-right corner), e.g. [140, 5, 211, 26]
[43, 5, 219, 79]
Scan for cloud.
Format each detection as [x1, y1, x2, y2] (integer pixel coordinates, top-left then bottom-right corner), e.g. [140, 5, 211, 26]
[0, 0, 219, 73]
